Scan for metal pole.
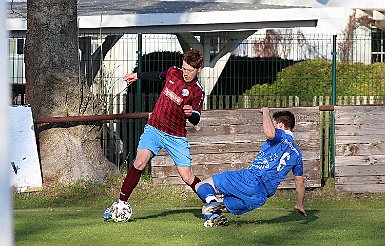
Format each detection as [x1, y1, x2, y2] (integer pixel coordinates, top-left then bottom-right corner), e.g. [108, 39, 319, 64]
[0, 0, 14, 244]
[137, 33, 142, 113]
[135, 34, 143, 165]
[332, 35, 337, 106]
[330, 35, 337, 178]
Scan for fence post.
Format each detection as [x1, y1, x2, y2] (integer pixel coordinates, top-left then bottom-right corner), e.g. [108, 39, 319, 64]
[330, 34, 337, 178]
[244, 95, 248, 108]
[136, 33, 143, 169]
[122, 94, 128, 168]
[108, 94, 114, 162]
[115, 96, 121, 167]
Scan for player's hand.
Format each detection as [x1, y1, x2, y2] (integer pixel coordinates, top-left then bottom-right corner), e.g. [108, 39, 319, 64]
[294, 205, 307, 217]
[259, 107, 270, 114]
[183, 105, 193, 117]
[123, 73, 138, 85]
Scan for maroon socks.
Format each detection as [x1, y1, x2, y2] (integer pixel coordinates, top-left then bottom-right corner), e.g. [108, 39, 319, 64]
[189, 176, 201, 193]
[119, 165, 143, 201]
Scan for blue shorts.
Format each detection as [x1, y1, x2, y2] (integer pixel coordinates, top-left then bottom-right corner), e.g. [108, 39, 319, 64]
[137, 124, 192, 167]
[213, 169, 268, 215]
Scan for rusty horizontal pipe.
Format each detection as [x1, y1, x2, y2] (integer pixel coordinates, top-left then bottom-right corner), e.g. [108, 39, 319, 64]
[319, 104, 385, 111]
[319, 105, 334, 111]
[35, 112, 150, 124]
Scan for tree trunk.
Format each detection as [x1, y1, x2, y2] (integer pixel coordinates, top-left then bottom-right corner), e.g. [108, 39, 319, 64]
[24, 0, 117, 185]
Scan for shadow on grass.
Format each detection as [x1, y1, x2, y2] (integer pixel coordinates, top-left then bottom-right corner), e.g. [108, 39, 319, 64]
[133, 207, 319, 225]
[229, 209, 319, 227]
[133, 208, 202, 221]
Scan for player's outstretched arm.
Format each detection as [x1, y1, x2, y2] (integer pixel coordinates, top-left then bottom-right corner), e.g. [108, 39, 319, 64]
[259, 107, 275, 140]
[123, 71, 163, 84]
[294, 175, 307, 217]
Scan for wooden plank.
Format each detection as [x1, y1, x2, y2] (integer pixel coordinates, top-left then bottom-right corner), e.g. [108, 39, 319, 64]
[335, 105, 385, 115]
[336, 135, 385, 144]
[187, 132, 319, 145]
[335, 124, 385, 136]
[335, 165, 385, 176]
[335, 143, 385, 156]
[259, 178, 322, 188]
[152, 153, 252, 167]
[153, 151, 320, 168]
[195, 107, 320, 126]
[335, 155, 385, 166]
[152, 163, 248, 178]
[191, 141, 262, 154]
[335, 184, 385, 193]
[335, 117, 385, 125]
[156, 140, 319, 157]
[189, 138, 319, 152]
[152, 159, 320, 179]
[335, 176, 385, 185]
[188, 134, 264, 144]
[187, 122, 319, 137]
[152, 175, 321, 188]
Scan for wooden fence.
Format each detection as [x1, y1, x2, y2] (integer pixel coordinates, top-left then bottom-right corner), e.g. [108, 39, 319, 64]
[334, 105, 385, 193]
[151, 107, 321, 189]
[101, 95, 385, 193]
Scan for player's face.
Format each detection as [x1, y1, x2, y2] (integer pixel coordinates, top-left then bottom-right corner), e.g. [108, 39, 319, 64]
[273, 120, 285, 130]
[273, 120, 278, 127]
[182, 61, 201, 83]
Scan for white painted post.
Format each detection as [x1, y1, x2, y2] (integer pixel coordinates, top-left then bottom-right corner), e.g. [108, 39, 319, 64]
[0, 1, 14, 245]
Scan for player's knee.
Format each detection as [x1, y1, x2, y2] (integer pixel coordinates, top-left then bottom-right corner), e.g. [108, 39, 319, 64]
[177, 166, 194, 185]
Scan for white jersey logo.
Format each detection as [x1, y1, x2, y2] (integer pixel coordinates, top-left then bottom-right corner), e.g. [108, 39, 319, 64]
[182, 89, 189, 97]
[163, 87, 182, 105]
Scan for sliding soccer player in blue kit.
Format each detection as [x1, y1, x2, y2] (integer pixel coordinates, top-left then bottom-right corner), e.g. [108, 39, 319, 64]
[196, 107, 307, 227]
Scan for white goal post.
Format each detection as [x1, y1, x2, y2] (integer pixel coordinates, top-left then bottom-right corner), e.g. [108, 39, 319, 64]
[0, 1, 13, 245]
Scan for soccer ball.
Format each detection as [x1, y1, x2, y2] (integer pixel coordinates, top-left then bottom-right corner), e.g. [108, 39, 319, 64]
[111, 201, 133, 222]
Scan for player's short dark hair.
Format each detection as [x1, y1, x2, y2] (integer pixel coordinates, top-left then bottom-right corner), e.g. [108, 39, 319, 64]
[273, 111, 295, 130]
[183, 49, 203, 69]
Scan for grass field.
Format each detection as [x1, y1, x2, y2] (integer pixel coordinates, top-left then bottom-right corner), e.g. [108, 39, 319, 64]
[13, 175, 385, 246]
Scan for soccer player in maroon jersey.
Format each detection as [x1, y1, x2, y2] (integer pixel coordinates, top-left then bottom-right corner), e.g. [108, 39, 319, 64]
[103, 50, 205, 221]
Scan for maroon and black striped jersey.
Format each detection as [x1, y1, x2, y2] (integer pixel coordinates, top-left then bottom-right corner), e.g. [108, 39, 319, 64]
[147, 66, 205, 137]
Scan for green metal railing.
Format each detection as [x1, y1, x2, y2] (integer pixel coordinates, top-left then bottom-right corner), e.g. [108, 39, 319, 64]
[330, 35, 337, 178]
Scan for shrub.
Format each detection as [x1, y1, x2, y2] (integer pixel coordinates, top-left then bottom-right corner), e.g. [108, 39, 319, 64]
[243, 59, 385, 105]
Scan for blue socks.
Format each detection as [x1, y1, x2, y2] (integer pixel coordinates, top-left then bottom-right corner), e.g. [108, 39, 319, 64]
[197, 183, 217, 203]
